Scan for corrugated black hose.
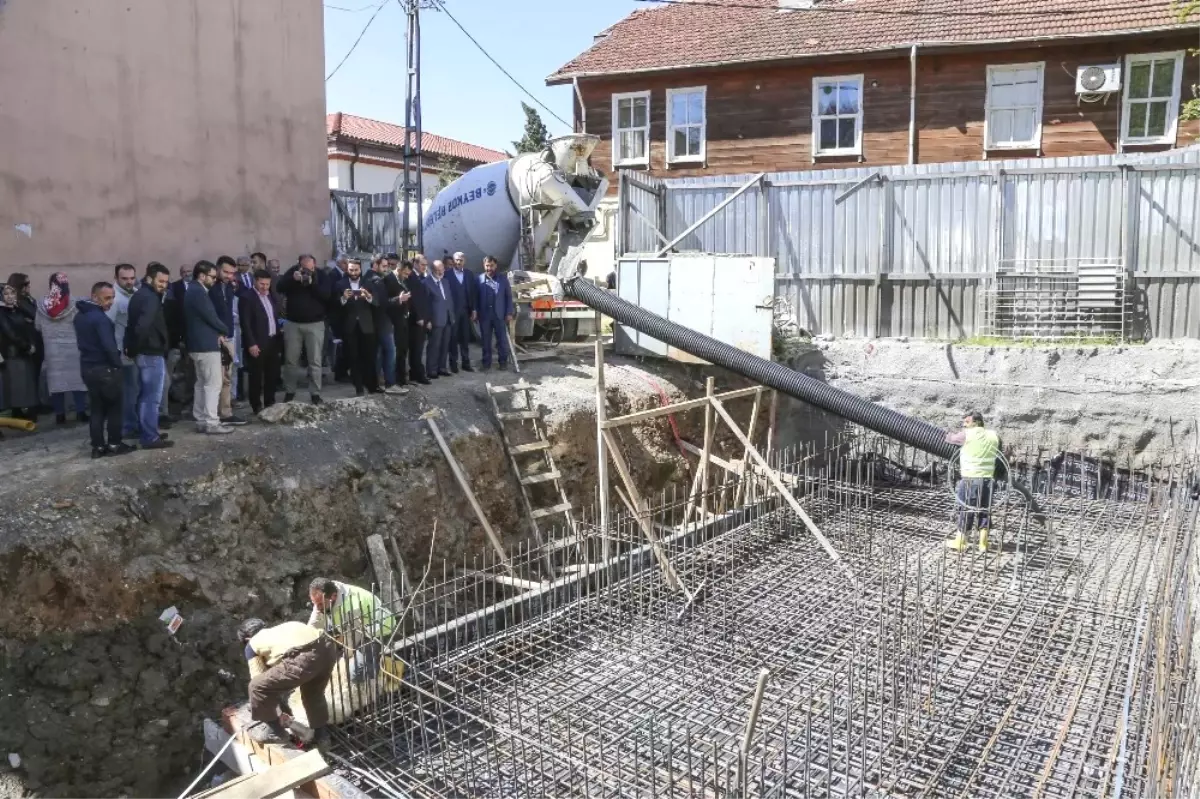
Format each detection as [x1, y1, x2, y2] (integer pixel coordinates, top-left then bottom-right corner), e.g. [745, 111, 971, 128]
[565, 276, 1041, 517]
[566, 277, 957, 459]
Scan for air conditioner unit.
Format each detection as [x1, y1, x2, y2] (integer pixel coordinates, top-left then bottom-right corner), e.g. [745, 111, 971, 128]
[1076, 64, 1121, 94]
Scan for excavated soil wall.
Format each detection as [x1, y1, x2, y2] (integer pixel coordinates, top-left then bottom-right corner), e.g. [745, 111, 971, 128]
[0, 360, 778, 798]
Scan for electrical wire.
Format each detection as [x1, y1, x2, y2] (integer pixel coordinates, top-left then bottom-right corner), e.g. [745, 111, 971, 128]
[432, 0, 571, 128]
[632, 0, 1184, 20]
[325, 0, 391, 82]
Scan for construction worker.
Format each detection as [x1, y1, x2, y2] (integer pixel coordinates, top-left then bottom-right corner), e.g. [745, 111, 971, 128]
[308, 578, 397, 683]
[237, 618, 337, 746]
[944, 411, 1001, 552]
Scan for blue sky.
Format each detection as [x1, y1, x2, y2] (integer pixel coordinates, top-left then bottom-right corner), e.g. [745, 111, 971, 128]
[324, 0, 645, 154]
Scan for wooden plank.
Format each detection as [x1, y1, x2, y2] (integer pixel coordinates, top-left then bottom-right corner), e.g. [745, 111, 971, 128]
[734, 388, 765, 507]
[530, 502, 573, 519]
[603, 385, 759, 428]
[488, 381, 535, 394]
[364, 534, 399, 607]
[497, 410, 540, 421]
[595, 339, 611, 562]
[709, 398, 852, 580]
[426, 417, 512, 572]
[202, 750, 329, 799]
[520, 470, 563, 485]
[462, 570, 548, 592]
[510, 440, 551, 454]
[192, 773, 256, 799]
[602, 427, 685, 594]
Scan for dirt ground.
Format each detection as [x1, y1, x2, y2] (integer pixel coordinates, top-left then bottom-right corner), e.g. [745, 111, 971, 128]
[0, 343, 778, 798]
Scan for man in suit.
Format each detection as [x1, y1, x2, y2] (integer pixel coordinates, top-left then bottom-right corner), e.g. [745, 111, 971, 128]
[378, 253, 411, 393]
[161, 263, 191, 419]
[405, 255, 432, 385]
[239, 270, 284, 415]
[235, 256, 255, 293]
[333, 258, 381, 396]
[445, 251, 478, 373]
[210, 256, 247, 426]
[185, 261, 233, 435]
[424, 259, 455, 379]
[478, 255, 514, 371]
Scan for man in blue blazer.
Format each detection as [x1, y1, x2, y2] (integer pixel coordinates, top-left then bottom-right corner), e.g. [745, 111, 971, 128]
[444, 251, 478, 373]
[423, 259, 456, 379]
[477, 255, 514, 371]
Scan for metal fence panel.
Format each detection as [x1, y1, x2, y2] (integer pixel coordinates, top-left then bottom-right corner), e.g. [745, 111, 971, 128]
[621, 146, 1200, 339]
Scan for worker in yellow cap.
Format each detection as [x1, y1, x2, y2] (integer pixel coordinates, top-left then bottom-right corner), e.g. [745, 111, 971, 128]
[944, 411, 1001, 552]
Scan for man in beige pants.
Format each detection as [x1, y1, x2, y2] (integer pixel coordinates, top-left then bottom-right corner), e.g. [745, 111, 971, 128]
[182, 261, 233, 434]
[212, 257, 247, 425]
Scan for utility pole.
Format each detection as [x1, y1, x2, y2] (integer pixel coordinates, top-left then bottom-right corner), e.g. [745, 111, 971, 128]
[399, 0, 436, 256]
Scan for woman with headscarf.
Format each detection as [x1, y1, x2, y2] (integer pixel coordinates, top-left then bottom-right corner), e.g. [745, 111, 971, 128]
[35, 273, 88, 424]
[0, 283, 41, 420]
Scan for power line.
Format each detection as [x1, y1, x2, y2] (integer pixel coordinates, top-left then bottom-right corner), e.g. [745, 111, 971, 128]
[323, 3, 377, 11]
[432, 0, 572, 128]
[632, 0, 1184, 19]
[325, 0, 391, 82]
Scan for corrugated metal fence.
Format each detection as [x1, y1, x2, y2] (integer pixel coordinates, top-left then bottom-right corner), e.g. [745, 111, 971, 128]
[617, 147, 1200, 339]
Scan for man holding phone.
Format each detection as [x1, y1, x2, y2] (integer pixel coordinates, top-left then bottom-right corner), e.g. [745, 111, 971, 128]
[333, 258, 381, 396]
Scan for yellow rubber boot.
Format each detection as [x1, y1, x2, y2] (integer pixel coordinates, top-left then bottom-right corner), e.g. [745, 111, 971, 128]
[944, 532, 967, 551]
[978, 529, 990, 553]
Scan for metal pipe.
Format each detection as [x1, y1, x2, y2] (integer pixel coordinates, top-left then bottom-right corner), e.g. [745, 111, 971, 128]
[908, 44, 919, 165]
[573, 76, 587, 134]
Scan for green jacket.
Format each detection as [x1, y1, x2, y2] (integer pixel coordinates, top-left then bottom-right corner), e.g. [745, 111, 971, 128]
[308, 581, 396, 647]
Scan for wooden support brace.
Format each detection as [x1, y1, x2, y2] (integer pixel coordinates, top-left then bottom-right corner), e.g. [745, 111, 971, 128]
[735, 388, 765, 508]
[709, 397, 853, 580]
[601, 427, 686, 594]
[426, 417, 513, 573]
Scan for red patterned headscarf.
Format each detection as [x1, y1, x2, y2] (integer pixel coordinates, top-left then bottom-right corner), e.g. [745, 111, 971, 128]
[42, 272, 71, 319]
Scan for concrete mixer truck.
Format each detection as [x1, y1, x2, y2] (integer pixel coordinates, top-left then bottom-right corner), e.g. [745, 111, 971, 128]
[422, 134, 609, 342]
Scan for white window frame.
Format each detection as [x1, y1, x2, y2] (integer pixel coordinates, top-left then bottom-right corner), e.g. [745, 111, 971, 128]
[983, 62, 1045, 151]
[666, 86, 707, 164]
[1121, 50, 1185, 147]
[811, 74, 864, 157]
[611, 90, 651, 167]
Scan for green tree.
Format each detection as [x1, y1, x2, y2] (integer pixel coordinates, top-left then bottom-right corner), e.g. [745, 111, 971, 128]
[512, 102, 551, 154]
[1179, 2, 1198, 122]
[435, 153, 459, 191]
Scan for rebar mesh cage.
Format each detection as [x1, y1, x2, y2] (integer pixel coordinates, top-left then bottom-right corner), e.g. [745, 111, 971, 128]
[979, 258, 1128, 342]
[323, 434, 1200, 798]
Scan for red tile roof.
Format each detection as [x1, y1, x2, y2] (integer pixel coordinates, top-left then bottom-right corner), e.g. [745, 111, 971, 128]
[326, 112, 508, 165]
[548, 0, 1193, 83]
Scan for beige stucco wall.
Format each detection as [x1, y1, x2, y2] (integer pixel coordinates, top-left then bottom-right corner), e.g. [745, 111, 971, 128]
[0, 0, 329, 291]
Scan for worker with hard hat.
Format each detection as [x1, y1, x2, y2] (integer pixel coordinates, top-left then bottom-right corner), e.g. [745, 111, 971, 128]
[944, 411, 1001, 553]
[237, 618, 338, 746]
[308, 578, 397, 683]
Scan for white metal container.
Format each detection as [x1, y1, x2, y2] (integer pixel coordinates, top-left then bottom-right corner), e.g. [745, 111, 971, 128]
[616, 254, 776, 361]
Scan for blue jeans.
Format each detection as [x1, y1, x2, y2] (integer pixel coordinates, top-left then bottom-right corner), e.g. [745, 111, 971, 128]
[135, 355, 166, 443]
[479, 316, 510, 367]
[51, 391, 87, 416]
[956, 478, 993, 532]
[377, 328, 397, 386]
[121, 363, 140, 437]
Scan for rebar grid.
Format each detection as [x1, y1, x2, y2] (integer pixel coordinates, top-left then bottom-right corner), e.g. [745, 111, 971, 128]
[328, 436, 1199, 799]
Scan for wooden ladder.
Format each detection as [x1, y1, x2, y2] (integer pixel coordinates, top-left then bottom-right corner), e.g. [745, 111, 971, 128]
[487, 380, 577, 562]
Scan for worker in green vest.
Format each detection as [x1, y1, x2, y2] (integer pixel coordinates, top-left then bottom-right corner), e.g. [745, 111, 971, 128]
[944, 411, 1001, 553]
[308, 577, 397, 683]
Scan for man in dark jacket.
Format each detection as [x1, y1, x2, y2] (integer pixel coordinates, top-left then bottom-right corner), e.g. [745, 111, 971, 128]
[185, 261, 233, 435]
[369, 256, 405, 395]
[332, 258, 381, 396]
[161, 263, 191, 421]
[210, 256, 246, 426]
[424, 259, 456, 379]
[125, 263, 173, 449]
[382, 255, 412, 390]
[478, 256, 515, 370]
[404, 255, 432, 385]
[279, 254, 331, 405]
[445, 252, 478, 373]
[239, 270, 284, 415]
[74, 282, 136, 458]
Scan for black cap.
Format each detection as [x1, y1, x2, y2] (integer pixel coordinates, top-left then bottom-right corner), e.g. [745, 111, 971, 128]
[384, 252, 400, 261]
[237, 618, 267, 643]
